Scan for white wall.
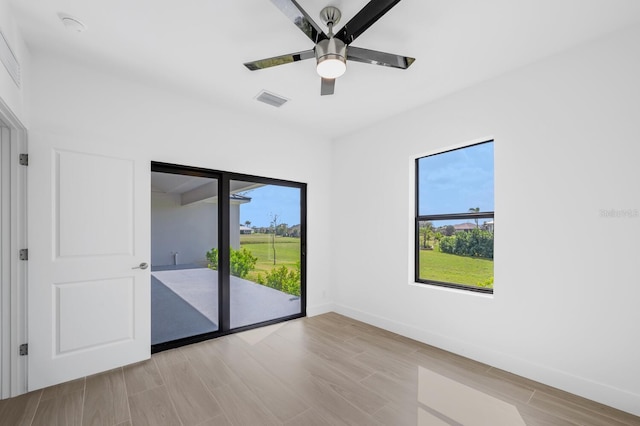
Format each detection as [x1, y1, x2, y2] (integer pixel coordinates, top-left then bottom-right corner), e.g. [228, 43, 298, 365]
[0, 0, 28, 125]
[151, 193, 244, 267]
[151, 193, 217, 267]
[331, 24, 640, 415]
[25, 48, 334, 315]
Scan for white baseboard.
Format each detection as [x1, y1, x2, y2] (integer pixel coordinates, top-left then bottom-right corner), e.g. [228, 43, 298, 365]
[306, 302, 335, 317]
[332, 303, 640, 417]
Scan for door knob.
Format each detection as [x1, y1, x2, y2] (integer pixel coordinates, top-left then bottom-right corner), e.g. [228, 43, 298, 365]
[133, 262, 149, 270]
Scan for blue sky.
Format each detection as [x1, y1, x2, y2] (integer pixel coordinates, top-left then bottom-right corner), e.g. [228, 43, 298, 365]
[418, 142, 494, 217]
[239, 185, 301, 227]
[239, 142, 493, 228]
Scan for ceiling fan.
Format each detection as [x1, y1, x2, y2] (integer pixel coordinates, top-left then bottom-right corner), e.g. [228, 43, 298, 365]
[244, 0, 415, 96]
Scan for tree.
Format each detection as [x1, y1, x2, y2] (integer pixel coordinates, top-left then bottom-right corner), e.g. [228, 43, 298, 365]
[443, 225, 455, 236]
[434, 231, 443, 248]
[469, 207, 480, 228]
[276, 223, 288, 236]
[244, 220, 251, 228]
[419, 221, 433, 249]
[269, 213, 279, 265]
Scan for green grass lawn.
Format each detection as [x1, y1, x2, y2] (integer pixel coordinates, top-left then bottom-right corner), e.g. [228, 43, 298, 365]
[238, 234, 493, 289]
[240, 233, 301, 281]
[419, 249, 493, 288]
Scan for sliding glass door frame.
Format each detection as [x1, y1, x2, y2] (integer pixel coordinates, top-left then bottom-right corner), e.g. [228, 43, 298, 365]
[151, 162, 307, 353]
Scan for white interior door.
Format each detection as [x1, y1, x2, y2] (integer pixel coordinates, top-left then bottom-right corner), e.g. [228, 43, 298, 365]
[28, 140, 150, 390]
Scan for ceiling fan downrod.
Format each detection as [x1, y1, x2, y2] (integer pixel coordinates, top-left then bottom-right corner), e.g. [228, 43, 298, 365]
[319, 6, 341, 35]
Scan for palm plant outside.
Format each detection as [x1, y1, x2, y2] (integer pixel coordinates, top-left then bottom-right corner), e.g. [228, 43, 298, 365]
[469, 207, 480, 228]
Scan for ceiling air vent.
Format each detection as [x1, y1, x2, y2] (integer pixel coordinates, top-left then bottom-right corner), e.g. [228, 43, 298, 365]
[0, 30, 20, 88]
[255, 90, 289, 108]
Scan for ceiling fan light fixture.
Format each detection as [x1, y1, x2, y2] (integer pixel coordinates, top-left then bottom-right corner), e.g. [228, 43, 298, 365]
[316, 55, 346, 78]
[315, 37, 346, 79]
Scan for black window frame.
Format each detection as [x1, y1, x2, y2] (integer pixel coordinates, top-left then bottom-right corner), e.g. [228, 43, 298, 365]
[415, 140, 494, 294]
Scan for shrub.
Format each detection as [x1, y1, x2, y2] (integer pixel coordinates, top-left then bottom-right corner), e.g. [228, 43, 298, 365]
[256, 262, 301, 296]
[206, 247, 258, 278]
[206, 248, 218, 270]
[438, 229, 493, 259]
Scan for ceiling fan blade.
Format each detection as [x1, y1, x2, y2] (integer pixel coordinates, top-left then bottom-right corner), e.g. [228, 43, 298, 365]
[244, 49, 315, 71]
[270, 0, 328, 43]
[347, 46, 415, 69]
[335, 0, 402, 44]
[320, 78, 335, 96]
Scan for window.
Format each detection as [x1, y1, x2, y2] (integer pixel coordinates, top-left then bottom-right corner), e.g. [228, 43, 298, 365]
[415, 141, 494, 293]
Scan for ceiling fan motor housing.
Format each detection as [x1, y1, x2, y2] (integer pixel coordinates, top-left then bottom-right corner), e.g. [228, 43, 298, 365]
[315, 37, 346, 64]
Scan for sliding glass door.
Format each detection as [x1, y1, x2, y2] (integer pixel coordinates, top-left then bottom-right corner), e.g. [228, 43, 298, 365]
[229, 180, 304, 329]
[150, 171, 219, 345]
[150, 163, 305, 351]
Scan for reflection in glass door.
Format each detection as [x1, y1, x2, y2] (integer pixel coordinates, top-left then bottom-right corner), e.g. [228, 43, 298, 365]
[229, 180, 304, 329]
[150, 171, 219, 344]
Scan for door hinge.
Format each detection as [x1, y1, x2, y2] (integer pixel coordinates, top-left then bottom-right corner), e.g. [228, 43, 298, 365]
[19, 344, 28, 356]
[19, 153, 28, 166]
[19, 249, 28, 260]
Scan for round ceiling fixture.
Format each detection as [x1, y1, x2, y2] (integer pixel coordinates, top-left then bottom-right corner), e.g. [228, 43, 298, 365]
[58, 13, 87, 33]
[315, 38, 347, 79]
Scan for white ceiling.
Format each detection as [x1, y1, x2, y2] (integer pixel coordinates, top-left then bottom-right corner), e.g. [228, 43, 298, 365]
[10, 0, 640, 139]
[151, 173, 213, 195]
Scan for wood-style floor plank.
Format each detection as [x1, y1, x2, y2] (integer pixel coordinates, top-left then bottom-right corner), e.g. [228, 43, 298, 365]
[212, 338, 309, 423]
[1, 313, 639, 425]
[127, 385, 181, 426]
[529, 390, 632, 426]
[123, 359, 164, 396]
[180, 341, 239, 391]
[155, 360, 223, 426]
[283, 408, 334, 426]
[371, 403, 418, 426]
[83, 368, 129, 426]
[409, 349, 536, 405]
[40, 377, 85, 401]
[290, 373, 385, 425]
[258, 332, 388, 415]
[31, 389, 84, 426]
[0, 389, 42, 426]
[208, 380, 280, 426]
[196, 414, 233, 426]
[487, 367, 640, 426]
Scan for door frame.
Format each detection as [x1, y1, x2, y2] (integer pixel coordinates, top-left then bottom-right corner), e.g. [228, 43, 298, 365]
[0, 96, 27, 399]
[150, 162, 307, 353]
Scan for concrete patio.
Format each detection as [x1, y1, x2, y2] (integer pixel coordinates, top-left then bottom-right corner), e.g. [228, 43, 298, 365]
[151, 266, 301, 345]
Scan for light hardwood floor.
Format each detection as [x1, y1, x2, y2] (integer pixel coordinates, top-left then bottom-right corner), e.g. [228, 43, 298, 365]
[1, 312, 639, 425]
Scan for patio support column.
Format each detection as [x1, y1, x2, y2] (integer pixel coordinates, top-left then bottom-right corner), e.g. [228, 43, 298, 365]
[218, 174, 231, 331]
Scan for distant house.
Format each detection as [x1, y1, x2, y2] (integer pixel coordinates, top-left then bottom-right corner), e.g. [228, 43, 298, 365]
[239, 225, 253, 234]
[483, 220, 494, 232]
[453, 222, 477, 232]
[288, 224, 301, 238]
